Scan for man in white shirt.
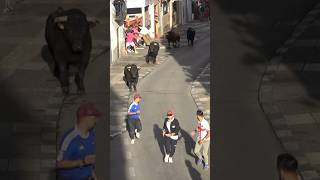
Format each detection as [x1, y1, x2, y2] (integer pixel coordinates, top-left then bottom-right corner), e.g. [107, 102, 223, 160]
[191, 110, 210, 170]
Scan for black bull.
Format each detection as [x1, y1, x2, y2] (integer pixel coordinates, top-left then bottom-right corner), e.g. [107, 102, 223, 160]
[45, 7, 99, 95]
[146, 41, 160, 64]
[187, 28, 196, 46]
[166, 30, 180, 48]
[123, 64, 140, 91]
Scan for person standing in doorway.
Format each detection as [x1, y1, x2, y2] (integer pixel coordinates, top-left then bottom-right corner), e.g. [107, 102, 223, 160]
[162, 111, 180, 163]
[57, 102, 101, 180]
[127, 94, 142, 144]
[191, 109, 210, 170]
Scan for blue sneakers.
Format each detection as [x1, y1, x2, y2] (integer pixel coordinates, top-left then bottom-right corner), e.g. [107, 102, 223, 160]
[197, 158, 202, 166]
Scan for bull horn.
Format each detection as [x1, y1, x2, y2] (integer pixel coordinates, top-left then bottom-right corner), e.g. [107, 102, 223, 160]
[54, 16, 68, 23]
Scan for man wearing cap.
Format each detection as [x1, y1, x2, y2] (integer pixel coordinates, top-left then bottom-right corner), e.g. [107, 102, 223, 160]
[277, 153, 300, 180]
[127, 94, 142, 144]
[162, 111, 180, 163]
[57, 102, 101, 180]
[191, 109, 210, 170]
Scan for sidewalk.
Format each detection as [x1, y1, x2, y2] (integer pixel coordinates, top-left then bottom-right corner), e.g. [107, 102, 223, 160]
[260, 2, 320, 180]
[191, 63, 210, 121]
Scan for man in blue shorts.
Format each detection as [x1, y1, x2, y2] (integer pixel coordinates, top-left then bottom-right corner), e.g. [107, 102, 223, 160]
[57, 102, 101, 180]
[127, 94, 142, 144]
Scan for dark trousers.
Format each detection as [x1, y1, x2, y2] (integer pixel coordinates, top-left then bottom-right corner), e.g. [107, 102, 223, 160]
[188, 39, 194, 46]
[57, 175, 91, 180]
[128, 118, 142, 139]
[164, 137, 177, 157]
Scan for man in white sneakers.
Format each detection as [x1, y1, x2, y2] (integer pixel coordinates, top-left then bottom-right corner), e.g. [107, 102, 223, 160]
[191, 110, 210, 170]
[127, 94, 142, 144]
[162, 111, 180, 163]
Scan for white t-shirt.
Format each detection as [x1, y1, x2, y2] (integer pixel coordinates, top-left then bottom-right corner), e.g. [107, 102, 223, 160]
[197, 118, 210, 141]
[166, 118, 179, 140]
[139, 26, 149, 35]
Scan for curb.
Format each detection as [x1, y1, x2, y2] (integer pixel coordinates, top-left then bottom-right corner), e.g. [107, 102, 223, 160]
[190, 63, 210, 120]
[258, 2, 320, 180]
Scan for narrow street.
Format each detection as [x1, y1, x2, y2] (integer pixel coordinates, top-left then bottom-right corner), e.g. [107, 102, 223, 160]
[110, 21, 210, 180]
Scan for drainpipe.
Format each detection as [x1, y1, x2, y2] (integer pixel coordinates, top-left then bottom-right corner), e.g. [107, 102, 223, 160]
[150, 2, 155, 38]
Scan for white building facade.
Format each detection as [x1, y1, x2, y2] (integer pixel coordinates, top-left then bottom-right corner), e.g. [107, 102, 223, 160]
[126, 0, 155, 38]
[110, 0, 126, 64]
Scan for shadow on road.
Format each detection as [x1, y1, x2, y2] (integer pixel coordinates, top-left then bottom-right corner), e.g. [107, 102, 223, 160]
[0, 84, 57, 179]
[110, 88, 130, 180]
[180, 128, 197, 161]
[215, 0, 318, 93]
[41, 45, 56, 77]
[160, 21, 210, 86]
[153, 124, 165, 158]
[185, 159, 202, 180]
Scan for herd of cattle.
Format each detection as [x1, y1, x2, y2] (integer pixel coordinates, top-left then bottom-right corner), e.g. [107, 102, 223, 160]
[45, 7, 196, 94]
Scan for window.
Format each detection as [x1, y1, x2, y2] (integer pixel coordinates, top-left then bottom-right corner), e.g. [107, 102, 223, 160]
[127, 8, 142, 14]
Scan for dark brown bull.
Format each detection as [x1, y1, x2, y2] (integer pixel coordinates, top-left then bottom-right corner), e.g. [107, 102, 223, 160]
[166, 30, 180, 48]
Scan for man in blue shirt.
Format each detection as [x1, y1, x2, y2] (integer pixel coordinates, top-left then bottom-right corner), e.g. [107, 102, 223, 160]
[127, 94, 142, 144]
[57, 102, 102, 180]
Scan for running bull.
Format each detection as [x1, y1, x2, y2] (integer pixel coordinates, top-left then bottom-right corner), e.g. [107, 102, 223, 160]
[187, 27, 196, 46]
[45, 7, 99, 95]
[146, 41, 160, 64]
[123, 64, 141, 92]
[166, 30, 180, 48]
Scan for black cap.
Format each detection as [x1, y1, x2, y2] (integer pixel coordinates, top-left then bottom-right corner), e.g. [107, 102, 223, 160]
[196, 110, 204, 116]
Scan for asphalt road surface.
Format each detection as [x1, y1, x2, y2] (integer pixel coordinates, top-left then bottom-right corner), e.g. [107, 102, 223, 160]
[110, 31, 210, 179]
